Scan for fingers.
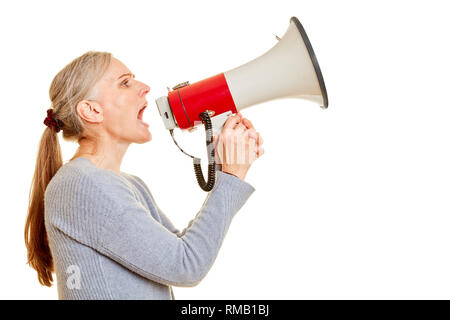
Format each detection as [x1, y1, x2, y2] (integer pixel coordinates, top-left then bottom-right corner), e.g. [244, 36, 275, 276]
[239, 116, 260, 143]
[241, 117, 255, 130]
[257, 132, 263, 146]
[257, 146, 265, 158]
[244, 127, 258, 141]
[249, 131, 264, 158]
[213, 135, 224, 164]
[234, 122, 247, 135]
[223, 113, 241, 130]
[248, 136, 258, 163]
[219, 113, 264, 163]
[223, 113, 255, 134]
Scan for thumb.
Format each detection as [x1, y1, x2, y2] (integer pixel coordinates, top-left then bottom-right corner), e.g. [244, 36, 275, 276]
[213, 134, 222, 146]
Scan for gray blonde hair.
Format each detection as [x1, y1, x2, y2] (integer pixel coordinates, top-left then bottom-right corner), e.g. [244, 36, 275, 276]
[25, 51, 112, 286]
[50, 51, 112, 140]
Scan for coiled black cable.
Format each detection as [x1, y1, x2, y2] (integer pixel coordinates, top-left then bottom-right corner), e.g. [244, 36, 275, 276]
[169, 111, 216, 192]
[193, 112, 216, 191]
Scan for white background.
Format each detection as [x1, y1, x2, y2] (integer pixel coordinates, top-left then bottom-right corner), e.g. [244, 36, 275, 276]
[1, 0, 449, 299]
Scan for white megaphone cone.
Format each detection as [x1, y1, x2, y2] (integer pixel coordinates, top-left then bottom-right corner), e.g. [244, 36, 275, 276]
[225, 17, 328, 113]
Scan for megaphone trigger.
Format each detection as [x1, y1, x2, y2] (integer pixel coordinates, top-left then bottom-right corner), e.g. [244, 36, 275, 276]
[209, 111, 233, 137]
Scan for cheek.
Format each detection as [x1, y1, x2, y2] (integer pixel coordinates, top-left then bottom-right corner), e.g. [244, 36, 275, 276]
[102, 108, 129, 135]
[103, 107, 121, 124]
[106, 106, 139, 135]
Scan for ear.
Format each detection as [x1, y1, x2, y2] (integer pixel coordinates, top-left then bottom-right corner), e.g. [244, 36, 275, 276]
[76, 100, 103, 124]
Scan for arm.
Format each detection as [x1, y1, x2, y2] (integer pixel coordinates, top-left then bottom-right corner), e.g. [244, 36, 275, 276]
[156, 207, 182, 236]
[131, 175, 182, 236]
[57, 171, 254, 287]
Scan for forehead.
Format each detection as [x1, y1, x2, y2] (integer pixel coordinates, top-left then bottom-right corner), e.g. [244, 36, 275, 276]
[102, 58, 131, 82]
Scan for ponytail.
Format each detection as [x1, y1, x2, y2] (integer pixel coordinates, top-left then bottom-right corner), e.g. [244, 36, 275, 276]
[24, 51, 111, 287]
[24, 126, 63, 287]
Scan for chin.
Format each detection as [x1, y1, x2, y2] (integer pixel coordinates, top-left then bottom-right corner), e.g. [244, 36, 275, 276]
[134, 131, 152, 144]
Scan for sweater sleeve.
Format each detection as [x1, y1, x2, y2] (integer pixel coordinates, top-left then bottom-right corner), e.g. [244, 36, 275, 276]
[129, 175, 181, 236]
[76, 171, 254, 287]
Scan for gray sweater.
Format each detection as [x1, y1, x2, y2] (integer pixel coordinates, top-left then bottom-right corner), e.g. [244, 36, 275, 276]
[44, 157, 255, 299]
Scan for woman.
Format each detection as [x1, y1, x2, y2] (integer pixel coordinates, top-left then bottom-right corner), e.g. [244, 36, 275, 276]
[24, 51, 264, 299]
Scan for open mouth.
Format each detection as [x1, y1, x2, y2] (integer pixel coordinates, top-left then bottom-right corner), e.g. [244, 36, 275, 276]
[137, 102, 149, 128]
[138, 103, 147, 120]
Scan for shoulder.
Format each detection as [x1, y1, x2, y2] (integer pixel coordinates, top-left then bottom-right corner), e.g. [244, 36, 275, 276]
[120, 172, 156, 201]
[47, 158, 122, 192]
[121, 172, 149, 192]
[45, 158, 137, 217]
[44, 159, 144, 242]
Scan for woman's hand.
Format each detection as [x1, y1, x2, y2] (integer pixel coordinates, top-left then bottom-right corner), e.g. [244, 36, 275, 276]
[213, 112, 264, 180]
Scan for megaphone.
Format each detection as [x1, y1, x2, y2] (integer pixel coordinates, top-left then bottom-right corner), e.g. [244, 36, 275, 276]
[156, 16, 328, 191]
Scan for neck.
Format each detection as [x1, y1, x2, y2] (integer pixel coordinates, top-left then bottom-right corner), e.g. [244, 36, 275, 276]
[71, 135, 130, 175]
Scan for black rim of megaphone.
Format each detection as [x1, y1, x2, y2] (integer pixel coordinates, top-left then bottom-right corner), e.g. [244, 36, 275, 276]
[290, 17, 328, 109]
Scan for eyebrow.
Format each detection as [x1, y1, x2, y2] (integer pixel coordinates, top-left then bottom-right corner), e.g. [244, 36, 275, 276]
[117, 73, 135, 80]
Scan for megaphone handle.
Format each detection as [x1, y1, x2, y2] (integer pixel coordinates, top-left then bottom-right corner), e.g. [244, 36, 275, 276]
[210, 111, 233, 136]
[193, 112, 216, 192]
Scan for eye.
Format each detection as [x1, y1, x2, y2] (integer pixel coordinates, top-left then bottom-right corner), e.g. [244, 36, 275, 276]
[121, 79, 130, 87]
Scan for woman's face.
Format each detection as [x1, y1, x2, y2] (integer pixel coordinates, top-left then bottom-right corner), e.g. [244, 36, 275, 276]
[93, 57, 151, 144]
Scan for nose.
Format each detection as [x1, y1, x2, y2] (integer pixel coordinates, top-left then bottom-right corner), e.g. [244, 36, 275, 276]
[140, 83, 150, 97]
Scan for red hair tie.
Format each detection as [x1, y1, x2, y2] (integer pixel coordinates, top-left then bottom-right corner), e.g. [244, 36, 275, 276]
[43, 109, 64, 133]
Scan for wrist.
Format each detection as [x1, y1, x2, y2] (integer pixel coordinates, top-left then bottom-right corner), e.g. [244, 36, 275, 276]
[222, 170, 245, 180]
